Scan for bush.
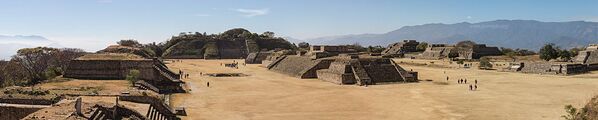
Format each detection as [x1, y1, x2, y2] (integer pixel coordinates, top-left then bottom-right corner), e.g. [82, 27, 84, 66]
[456, 59, 464, 64]
[562, 104, 585, 120]
[126, 69, 140, 86]
[479, 57, 493, 69]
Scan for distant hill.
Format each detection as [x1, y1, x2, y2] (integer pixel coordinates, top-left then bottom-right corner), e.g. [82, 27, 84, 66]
[161, 28, 295, 59]
[304, 20, 598, 50]
[0, 35, 62, 60]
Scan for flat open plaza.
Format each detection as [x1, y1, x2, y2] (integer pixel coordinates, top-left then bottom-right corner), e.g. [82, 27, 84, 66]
[168, 59, 598, 120]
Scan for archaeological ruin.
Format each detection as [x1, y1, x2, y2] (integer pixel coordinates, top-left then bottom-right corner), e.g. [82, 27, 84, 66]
[161, 28, 294, 59]
[245, 51, 273, 64]
[503, 44, 598, 75]
[64, 53, 185, 93]
[264, 49, 418, 85]
[419, 41, 501, 60]
[381, 40, 420, 57]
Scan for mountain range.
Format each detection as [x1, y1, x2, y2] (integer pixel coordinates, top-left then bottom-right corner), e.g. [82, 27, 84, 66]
[0, 35, 62, 60]
[301, 20, 598, 50]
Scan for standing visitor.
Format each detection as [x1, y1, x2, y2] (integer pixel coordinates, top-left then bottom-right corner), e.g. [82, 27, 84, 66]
[469, 84, 473, 91]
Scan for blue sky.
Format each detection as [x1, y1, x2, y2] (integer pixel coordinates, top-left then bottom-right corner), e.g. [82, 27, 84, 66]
[0, 0, 597, 52]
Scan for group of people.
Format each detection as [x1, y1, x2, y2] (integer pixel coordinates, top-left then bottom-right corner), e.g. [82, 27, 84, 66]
[445, 72, 479, 91]
[221, 60, 247, 69]
[457, 78, 478, 91]
[179, 70, 190, 79]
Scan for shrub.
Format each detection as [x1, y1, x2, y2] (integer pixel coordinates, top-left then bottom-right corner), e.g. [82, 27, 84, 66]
[479, 57, 493, 69]
[562, 104, 586, 120]
[126, 69, 141, 86]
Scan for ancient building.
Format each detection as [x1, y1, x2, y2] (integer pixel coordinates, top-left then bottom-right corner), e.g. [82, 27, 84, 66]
[575, 44, 598, 64]
[419, 41, 501, 60]
[64, 53, 185, 93]
[316, 56, 418, 85]
[454, 42, 502, 59]
[306, 45, 357, 59]
[504, 44, 598, 75]
[503, 62, 588, 75]
[381, 40, 420, 57]
[419, 44, 456, 59]
[161, 28, 294, 59]
[245, 51, 273, 64]
[265, 54, 418, 85]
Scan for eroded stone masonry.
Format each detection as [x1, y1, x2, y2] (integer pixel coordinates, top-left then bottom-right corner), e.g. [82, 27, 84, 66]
[263, 45, 418, 85]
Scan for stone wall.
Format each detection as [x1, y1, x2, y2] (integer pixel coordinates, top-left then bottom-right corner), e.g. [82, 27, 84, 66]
[0, 98, 58, 105]
[513, 62, 589, 75]
[0, 106, 42, 120]
[65, 59, 185, 93]
[382, 40, 419, 56]
[245, 52, 272, 64]
[64, 60, 156, 80]
[267, 56, 333, 78]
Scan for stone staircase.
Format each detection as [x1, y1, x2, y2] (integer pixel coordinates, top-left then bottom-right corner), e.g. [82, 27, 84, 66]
[267, 55, 287, 69]
[350, 60, 371, 85]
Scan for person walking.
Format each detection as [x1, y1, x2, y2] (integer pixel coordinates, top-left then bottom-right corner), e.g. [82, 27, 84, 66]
[207, 82, 210, 87]
[475, 79, 478, 84]
[474, 85, 478, 91]
[464, 79, 467, 84]
[469, 84, 473, 91]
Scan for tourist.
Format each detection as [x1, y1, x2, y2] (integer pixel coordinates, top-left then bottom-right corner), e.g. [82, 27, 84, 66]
[475, 79, 478, 84]
[464, 79, 467, 84]
[207, 82, 210, 87]
[446, 76, 449, 81]
[469, 84, 473, 91]
[474, 85, 478, 91]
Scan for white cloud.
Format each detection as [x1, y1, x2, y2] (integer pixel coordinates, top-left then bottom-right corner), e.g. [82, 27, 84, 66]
[235, 8, 269, 17]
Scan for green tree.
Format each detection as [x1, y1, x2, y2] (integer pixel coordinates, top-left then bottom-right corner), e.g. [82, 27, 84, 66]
[117, 39, 142, 47]
[126, 69, 140, 86]
[297, 42, 310, 48]
[559, 49, 572, 61]
[505, 52, 518, 62]
[500, 47, 515, 55]
[539, 43, 559, 61]
[416, 42, 428, 51]
[478, 57, 493, 69]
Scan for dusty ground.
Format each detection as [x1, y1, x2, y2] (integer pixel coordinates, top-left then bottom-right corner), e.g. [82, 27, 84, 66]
[168, 59, 598, 120]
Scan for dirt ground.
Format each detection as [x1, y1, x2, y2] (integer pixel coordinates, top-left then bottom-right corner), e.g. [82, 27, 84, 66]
[168, 59, 598, 120]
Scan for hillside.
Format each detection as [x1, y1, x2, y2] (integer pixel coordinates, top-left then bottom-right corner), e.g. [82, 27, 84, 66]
[304, 20, 598, 50]
[161, 28, 295, 59]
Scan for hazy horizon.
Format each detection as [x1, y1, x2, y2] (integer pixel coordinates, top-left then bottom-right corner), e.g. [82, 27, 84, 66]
[1, 0, 598, 59]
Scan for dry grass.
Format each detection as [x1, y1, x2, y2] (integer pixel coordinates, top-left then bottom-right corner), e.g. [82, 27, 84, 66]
[76, 53, 144, 60]
[168, 59, 598, 120]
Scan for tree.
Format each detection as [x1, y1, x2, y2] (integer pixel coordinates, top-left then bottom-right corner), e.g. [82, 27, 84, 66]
[500, 47, 515, 55]
[505, 52, 518, 62]
[416, 42, 428, 51]
[126, 69, 140, 86]
[261, 31, 275, 38]
[448, 51, 459, 60]
[117, 39, 142, 47]
[569, 47, 585, 57]
[297, 42, 310, 48]
[559, 49, 573, 61]
[479, 57, 493, 69]
[539, 43, 559, 61]
[350, 43, 366, 52]
[367, 46, 385, 53]
[12, 47, 60, 84]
